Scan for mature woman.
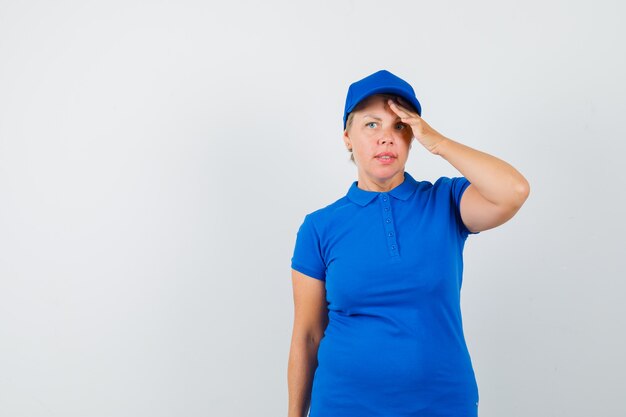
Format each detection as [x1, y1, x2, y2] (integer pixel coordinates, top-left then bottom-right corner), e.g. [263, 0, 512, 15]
[287, 69, 530, 417]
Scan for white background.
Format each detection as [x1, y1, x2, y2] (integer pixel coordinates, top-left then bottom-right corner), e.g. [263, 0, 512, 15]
[1, 1, 624, 416]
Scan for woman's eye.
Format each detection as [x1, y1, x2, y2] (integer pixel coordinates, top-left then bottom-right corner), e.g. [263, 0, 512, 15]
[364, 122, 406, 129]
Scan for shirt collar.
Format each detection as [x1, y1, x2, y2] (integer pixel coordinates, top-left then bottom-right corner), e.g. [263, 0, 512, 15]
[346, 171, 418, 207]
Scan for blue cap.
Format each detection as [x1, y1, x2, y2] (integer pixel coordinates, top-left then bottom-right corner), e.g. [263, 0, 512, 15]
[343, 69, 422, 130]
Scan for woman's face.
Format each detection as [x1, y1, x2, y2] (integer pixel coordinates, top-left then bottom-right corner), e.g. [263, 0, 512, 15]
[343, 95, 414, 184]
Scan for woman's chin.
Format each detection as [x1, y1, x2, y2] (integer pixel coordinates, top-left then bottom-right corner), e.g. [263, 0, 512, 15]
[372, 161, 404, 173]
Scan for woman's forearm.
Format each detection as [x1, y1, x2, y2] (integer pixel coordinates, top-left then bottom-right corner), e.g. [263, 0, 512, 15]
[433, 137, 530, 209]
[288, 336, 320, 417]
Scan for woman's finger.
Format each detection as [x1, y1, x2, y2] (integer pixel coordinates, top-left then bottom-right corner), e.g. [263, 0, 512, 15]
[388, 98, 420, 119]
[387, 99, 408, 115]
[388, 99, 414, 117]
[395, 97, 411, 108]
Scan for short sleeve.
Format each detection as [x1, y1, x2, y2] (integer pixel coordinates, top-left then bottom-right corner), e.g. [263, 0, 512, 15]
[291, 214, 327, 281]
[450, 177, 480, 236]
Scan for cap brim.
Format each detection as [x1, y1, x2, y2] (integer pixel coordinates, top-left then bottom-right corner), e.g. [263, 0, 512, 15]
[343, 86, 422, 129]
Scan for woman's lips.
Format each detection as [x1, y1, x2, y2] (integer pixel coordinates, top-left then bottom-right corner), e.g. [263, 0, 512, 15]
[375, 155, 396, 164]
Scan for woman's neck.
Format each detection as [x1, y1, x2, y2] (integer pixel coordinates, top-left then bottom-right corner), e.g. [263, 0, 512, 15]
[357, 171, 405, 192]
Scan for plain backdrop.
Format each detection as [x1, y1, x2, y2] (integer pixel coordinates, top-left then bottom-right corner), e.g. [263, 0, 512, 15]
[1, 1, 625, 416]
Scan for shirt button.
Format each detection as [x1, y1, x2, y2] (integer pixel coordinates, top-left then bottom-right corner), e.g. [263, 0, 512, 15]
[388, 232, 393, 237]
[384, 207, 389, 211]
[386, 218, 391, 223]
[383, 196, 388, 201]
[391, 245, 396, 250]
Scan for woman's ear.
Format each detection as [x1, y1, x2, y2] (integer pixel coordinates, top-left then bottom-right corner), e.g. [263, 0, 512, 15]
[343, 130, 351, 149]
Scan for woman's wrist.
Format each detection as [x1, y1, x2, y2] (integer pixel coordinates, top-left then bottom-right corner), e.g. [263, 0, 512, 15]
[428, 135, 453, 156]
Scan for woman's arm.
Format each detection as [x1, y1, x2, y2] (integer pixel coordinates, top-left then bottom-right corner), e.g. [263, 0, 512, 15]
[433, 137, 530, 233]
[288, 269, 328, 417]
[388, 99, 530, 233]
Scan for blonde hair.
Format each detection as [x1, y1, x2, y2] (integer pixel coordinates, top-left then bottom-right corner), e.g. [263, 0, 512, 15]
[344, 93, 407, 164]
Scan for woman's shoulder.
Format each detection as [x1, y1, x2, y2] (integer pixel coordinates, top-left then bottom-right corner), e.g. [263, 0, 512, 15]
[417, 175, 469, 191]
[304, 194, 352, 221]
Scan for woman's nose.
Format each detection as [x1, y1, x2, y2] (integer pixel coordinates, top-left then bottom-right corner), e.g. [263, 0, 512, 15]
[378, 131, 395, 145]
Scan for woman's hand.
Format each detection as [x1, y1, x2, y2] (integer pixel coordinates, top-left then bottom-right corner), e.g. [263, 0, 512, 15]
[387, 98, 447, 155]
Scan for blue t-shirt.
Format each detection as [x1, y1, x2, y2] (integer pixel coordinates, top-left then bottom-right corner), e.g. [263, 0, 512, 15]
[291, 171, 480, 417]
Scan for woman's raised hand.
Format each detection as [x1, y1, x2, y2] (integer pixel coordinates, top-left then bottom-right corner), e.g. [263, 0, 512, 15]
[387, 98, 447, 155]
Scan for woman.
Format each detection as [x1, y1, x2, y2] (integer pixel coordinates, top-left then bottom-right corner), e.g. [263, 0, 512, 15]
[287, 69, 530, 417]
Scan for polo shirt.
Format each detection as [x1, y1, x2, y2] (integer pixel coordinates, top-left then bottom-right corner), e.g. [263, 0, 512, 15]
[291, 171, 480, 417]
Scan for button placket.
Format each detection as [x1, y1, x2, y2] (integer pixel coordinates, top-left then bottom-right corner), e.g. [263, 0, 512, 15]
[379, 193, 399, 257]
